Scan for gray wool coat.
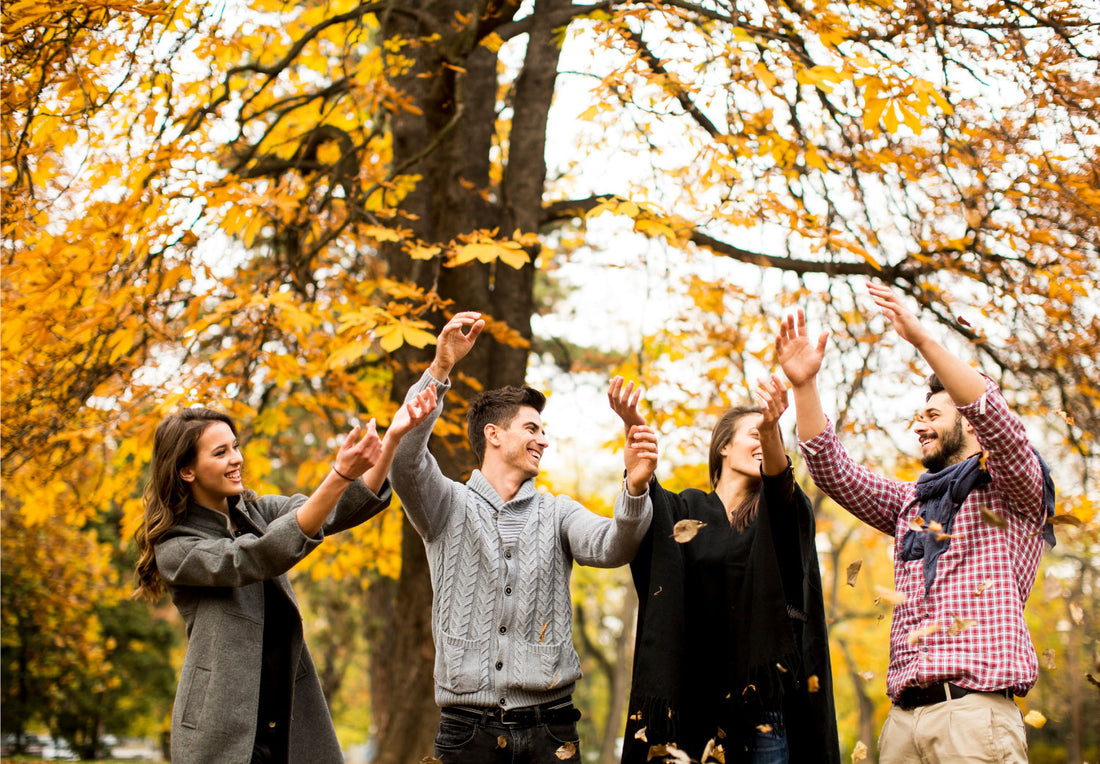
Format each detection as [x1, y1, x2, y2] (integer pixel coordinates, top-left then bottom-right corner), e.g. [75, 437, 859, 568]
[155, 479, 391, 764]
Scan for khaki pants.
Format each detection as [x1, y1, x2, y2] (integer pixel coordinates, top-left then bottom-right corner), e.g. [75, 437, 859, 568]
[878, 692, 1027, 763]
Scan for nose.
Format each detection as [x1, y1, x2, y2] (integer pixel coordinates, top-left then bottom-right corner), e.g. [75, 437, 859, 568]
[913, 419, 931, 436]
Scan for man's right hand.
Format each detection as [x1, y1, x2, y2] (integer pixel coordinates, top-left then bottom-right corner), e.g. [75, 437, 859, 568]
[608, 375, 646, 432]
[428, 311, 485, 381]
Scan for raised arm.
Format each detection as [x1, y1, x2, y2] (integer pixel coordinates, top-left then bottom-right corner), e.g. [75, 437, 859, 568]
[754, 373, 791, 477]
[866, 282, 986, 405]
[294, 420, 385, 537]
[776, 308, 830, 442]
[608, 375, 647, 432]
[359, 386, 438, 493]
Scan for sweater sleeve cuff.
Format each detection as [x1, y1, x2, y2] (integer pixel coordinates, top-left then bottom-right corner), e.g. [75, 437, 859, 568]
[621, 478, 650, 509]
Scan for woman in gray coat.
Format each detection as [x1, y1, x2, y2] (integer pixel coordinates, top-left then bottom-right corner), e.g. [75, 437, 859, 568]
[134, 394, 434, 764]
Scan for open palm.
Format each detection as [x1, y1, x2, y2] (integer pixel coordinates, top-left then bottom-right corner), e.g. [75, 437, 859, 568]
[776, 309, 827, 387]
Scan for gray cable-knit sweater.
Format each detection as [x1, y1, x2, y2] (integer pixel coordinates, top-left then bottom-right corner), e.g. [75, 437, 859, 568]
[391, 370, 653, 710]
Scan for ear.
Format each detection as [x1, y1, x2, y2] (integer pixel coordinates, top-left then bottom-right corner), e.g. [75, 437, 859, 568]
[719, 443, 731, 457]
[484, 423, 500, 448]
[179, 467, 196, 483]
[960, 414, 976, 435]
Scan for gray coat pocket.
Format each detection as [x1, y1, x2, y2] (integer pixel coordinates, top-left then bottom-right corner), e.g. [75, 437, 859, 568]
[179, 666, 211, 730]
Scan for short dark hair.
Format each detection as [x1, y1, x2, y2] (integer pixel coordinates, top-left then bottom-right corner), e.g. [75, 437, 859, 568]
[466, 385, 546, 464]
[926, 373, 945, 401]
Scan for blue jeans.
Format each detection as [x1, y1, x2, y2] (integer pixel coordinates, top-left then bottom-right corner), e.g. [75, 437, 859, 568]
[433, 707, 581, 763]
[749, 711, 789, 764]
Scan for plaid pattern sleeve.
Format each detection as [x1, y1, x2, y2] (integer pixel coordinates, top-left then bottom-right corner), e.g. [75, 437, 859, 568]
[799, 382, 1047, 700]
[797, 419, 908, 537]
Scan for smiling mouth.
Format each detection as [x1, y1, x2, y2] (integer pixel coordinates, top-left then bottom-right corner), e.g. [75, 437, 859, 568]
[226, 470, 242, 480]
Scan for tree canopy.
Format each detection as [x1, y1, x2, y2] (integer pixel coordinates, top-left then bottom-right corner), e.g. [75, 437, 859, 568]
[3, 0, 1098, 760]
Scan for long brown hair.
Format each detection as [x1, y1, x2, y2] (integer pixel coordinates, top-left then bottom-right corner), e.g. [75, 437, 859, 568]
[134, 408, 241, 600]
[707, 404, 766, 531]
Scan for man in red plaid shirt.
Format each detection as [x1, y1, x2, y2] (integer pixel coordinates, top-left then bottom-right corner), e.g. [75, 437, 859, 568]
[777, 283, 1055, 763]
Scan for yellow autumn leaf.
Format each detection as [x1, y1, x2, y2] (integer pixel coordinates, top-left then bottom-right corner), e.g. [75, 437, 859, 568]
[851, 740, 868, 762]
[1023, 710, 1046, 728]
[671, 519, 706, 543]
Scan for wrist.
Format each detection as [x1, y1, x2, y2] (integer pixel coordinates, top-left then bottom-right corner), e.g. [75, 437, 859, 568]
[331, 463, 356, 482]
[427, 360, 452, 382]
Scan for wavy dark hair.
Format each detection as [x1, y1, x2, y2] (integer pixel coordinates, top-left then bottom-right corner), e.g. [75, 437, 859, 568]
[707, 404, 770, 531]
[134, 408, 250, 600]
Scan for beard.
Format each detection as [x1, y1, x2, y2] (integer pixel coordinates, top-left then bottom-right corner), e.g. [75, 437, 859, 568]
[920, 417, 969, 473]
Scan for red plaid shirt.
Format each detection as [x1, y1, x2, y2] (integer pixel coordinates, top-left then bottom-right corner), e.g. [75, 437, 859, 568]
[798, 378, 1048, 700]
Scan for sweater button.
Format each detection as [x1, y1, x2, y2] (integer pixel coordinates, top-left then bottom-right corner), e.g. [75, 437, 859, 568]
[496, 661, 503, 670]
[499, 626, 507, 634]
[505, 586, 512, 595]
[504, 550, 512, 559]
[499, 698, 507, 707]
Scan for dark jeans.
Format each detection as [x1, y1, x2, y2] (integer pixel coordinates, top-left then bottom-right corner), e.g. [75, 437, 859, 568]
[749, 711, 788, 764]
[433, 705, 581, 763]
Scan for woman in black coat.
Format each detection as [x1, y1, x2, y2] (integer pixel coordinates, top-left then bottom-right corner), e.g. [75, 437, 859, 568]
[609, 375, 839, 764]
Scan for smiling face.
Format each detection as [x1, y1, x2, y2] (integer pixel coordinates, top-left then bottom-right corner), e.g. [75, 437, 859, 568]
[486, 405, 548, 481]
[914, 391, 972, 473]
[718, 412, 766, 481]
[179, 421, 245, 511]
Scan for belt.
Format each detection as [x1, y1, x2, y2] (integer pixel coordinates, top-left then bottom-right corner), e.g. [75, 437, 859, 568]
[443, 697, 580, 727]
[895, 682, 1013, 711]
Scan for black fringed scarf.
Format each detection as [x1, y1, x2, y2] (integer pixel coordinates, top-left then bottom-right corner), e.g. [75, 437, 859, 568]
[621, 470, 840, 764]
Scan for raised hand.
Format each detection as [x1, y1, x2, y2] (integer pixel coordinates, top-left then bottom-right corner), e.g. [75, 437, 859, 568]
[387, 385, 438, 441]
[624, 425, 659, 495]
[754, 373, 789, 430]
[428, 311, 486, 381]
[333, 419, 383, 480]
[867, 282, 931, 349]
[776, 308, 828, 388]
[608, 375, 646, 431]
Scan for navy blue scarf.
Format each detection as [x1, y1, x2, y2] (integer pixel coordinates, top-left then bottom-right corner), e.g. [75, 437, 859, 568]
[902, 450, 1057, 593]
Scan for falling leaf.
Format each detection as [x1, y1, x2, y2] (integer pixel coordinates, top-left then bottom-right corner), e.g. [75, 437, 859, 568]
[1042, 649, 1056, 670]
[755, 724, 773, 733]
[555, 741, 577, 760]
[776, 662, 788, 673]
[539, 622, 548, 642]
[653, 586, 663, 596]
[497, 736, 508, 749]
[1086, 673, 1100, 689]
[741, 684, 757, 696]
[716, 727, 726, 739]
[1023, 710, 1047, 728]
[907, 516, 926, 532]
[648, 743, 690, 762]
[1070, 602, 1084, 625]
[974, 579, 993, 596]
[948, 615, 977, 636]
[672, 519, 707, 542]
[635, 727, 648, 741]
[702, 738, 726, 763]
[1048, 514, 1083, 527]
[934, 532, 957, 541]
[859, 670, 875, 681]
[875, 585, 907, 605]
[957, 315, 972, 328]
[979, 507, 1006, 528]
[846, 559, 863, 587]
[420, 759, 443, 764]
[1055, 408, 1075, 427]
[852, 740, 868, 762]
[808, 674, 821, 692]
[979, 450, 990, 471]
[927, 520, 943, 532]
[630, 711, 643, 721]
[907, 622, 941, 645]
[548, 668, 562, 689]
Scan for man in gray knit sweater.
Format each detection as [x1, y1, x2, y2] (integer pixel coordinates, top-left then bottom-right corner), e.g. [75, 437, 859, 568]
[391, 311, 658, 764]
